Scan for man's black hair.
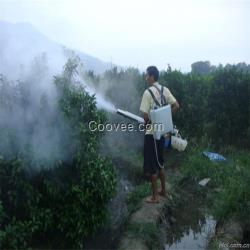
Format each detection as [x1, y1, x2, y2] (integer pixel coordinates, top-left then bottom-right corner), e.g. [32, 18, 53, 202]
[146, 66, 159, 81]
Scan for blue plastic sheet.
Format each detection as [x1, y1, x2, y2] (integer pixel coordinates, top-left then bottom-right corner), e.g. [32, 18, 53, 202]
[203, 151, 226, 161]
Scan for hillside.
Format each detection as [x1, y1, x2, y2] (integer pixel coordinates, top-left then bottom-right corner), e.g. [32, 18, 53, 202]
[0, 20, 113, 79]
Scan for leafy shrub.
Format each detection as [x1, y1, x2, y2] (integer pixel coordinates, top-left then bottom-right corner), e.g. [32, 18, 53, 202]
[0, 59, 116, 249]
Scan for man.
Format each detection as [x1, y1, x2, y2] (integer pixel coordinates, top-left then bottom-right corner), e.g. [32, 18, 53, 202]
[140, 66, 179, 203]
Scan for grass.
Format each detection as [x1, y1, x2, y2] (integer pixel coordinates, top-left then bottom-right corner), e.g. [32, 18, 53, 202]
[126, 183, 151, 213]
[126, 222, 161, 250]
[110, 144, 144, 182]
[177, 145, 250, 223]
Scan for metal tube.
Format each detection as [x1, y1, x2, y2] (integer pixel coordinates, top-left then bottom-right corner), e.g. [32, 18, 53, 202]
[116, 109, 144, 123]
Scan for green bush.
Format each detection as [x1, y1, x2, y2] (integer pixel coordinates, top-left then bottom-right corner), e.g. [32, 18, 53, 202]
[0, 59, 116, 248]
[160, 66, 250, 148]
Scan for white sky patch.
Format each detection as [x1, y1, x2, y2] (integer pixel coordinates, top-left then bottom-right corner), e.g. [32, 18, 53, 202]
[0, 0, 249, 71]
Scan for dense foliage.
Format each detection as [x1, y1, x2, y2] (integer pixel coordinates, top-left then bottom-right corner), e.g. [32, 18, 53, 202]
[0, 60, 116, 248]
[161, 65, 250, 147]
[88, 63, 250, 148]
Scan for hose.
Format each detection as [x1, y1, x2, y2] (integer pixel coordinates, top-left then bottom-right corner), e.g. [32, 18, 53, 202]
[153, 136, 164, 169]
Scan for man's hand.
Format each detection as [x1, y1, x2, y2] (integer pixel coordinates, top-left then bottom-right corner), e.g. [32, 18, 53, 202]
[143, 112, 149, 124]
[171, 101, 180, 113]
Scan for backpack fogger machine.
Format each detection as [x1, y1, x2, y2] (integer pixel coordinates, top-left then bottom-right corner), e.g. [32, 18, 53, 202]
[117, 105, 173, 138]
[117, 85, 174, 139]
[116, 85, 187, 152]
[116, 105, 187, 151]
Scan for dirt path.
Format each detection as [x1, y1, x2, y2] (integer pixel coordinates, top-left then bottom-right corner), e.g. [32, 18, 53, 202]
[118, 183, 171, 250]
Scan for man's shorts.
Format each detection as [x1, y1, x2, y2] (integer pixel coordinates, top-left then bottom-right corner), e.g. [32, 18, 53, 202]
[143, 134, 165, 179]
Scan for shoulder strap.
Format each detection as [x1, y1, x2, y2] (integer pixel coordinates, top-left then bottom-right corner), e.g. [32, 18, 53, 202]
[152, 85, 167, 106]
[161, 86, 167, 106]
[147, 88, 161, 107]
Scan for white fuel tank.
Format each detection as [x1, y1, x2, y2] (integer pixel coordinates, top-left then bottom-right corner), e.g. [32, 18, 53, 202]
[150, 104, 173, 140]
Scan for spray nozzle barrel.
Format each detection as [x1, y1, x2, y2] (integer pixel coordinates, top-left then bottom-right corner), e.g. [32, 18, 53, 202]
[116, 109, 144, 123]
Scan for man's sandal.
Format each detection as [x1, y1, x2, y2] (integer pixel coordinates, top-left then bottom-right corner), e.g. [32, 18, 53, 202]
[158, 189, 167, 197]
[145, 196, 160, 203]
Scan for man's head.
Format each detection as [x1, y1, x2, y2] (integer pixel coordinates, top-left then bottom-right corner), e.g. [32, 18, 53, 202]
[145, 66, 159, 85]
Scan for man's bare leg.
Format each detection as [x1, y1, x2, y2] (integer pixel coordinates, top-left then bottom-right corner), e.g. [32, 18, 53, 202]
[159, 169, 166, 196]
[145, 174, 159, 203]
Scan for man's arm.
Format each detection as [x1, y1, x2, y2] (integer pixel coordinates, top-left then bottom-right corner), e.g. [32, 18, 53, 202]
[171, 101, 180, 113]
[140, 90, 151, 124]
[164, 87, 179, 113]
